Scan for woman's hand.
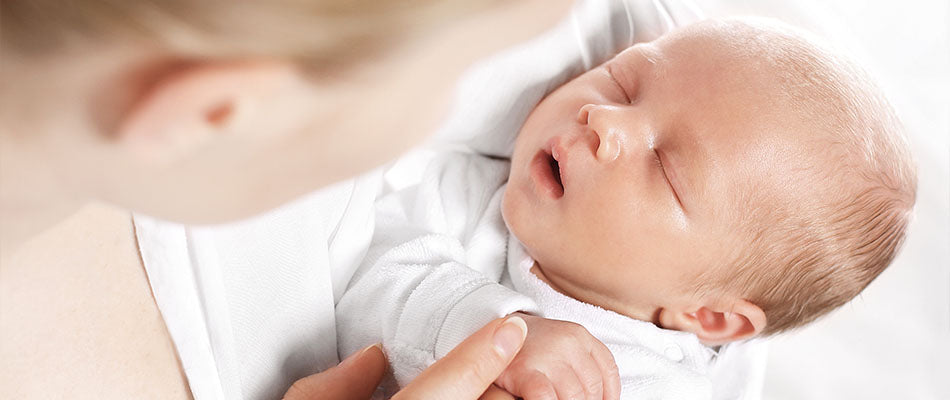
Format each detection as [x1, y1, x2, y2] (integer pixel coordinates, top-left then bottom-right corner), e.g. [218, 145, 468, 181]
[283, 316, 527, 400]
[282, 343, 388, 400]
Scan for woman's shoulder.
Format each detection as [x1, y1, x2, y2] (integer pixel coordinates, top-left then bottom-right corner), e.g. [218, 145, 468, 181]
[0, 203, 191, 399]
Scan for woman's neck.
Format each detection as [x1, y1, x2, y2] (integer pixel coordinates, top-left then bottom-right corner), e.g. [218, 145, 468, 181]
[0, 133, 83, 253]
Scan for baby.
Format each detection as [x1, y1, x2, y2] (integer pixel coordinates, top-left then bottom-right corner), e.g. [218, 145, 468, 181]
[338, 18, 916, 399]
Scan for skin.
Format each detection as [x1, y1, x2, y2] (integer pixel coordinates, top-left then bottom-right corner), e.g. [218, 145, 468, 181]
[0, 1, 573, 399]
[501, 21, 818, 349]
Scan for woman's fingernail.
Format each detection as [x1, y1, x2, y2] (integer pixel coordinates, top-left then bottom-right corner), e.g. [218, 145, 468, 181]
[340, 343, 381, 367]
[493, 316, 527, 359]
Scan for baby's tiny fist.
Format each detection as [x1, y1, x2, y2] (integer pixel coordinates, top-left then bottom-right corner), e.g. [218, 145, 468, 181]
[494, 313, 620, 400]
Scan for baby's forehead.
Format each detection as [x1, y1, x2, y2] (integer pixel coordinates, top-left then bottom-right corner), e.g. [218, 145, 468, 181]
[649, 19, 836, 86]
[657, 18, 800, 55]
[649, 20, 861, 144]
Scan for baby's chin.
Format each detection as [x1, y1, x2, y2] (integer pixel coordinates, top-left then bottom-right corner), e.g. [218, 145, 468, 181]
[501, 202, 547, 268]
[503, 216, 538, 261]
[500, 184, 530, 248]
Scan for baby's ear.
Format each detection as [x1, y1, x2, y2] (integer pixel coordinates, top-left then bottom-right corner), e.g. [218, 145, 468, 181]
[115, 60, 300, 165]
[658, 299, 766, 346]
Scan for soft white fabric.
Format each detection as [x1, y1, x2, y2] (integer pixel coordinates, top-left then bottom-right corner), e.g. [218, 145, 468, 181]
[338, 149, 767, 399]
[135, 171, 382, 400]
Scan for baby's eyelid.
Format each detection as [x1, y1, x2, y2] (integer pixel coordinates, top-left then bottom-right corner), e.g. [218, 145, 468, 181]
[654, 149, 684, 209]
[606, 64, 632, 104]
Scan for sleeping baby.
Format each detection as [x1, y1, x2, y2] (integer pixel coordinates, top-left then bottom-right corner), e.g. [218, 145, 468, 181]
[337, 17, 916, 399]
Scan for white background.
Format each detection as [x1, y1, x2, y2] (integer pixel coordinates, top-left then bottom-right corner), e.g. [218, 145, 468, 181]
[703, 1, 950, 398]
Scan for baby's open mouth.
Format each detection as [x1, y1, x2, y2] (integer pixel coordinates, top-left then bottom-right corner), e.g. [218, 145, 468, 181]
[548, 155, 563, 190]
[531, 149, 565, 199]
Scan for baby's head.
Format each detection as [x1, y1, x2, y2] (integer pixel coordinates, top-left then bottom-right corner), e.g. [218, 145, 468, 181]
[502, 18, 916, 344]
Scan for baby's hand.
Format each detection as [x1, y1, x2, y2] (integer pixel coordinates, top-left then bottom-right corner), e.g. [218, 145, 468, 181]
[494, 313, 620, 400]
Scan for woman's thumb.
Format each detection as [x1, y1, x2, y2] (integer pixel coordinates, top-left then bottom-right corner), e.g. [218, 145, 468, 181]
[282, 344, 387, 400]
[393, 316, 527, 399]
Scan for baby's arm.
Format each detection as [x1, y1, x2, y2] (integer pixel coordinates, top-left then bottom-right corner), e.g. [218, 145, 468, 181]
[335, 153, 538, 386]
[336, 239, 535, 387]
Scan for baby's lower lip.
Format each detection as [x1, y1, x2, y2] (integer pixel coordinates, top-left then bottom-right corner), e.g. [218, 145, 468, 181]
[530, 149, 564, 199]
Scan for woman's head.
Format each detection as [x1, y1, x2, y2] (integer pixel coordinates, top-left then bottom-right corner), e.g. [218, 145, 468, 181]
[0, 0, 572, 245]
[2, 0, 502, 71]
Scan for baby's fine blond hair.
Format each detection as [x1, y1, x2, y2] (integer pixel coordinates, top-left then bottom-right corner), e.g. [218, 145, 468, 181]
[684, 18, 916, 336]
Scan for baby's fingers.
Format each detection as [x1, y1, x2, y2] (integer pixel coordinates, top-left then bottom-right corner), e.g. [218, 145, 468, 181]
[480, 384, 516, 400]
[501, 370, 557, 400]
[590, 343, 621, 400]
[552, 365, 588, 400]
[572, 354, 604, 400]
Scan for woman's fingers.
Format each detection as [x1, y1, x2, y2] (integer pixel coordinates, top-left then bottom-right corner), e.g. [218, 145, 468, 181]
[393, 316, 528, 399]
[282, 344, 387, 400]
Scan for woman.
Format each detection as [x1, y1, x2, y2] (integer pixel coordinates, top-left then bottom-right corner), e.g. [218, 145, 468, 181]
[0, 0, 573, 398]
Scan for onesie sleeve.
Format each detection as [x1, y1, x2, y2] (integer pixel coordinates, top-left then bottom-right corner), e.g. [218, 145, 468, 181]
[335, 152, 538, 388]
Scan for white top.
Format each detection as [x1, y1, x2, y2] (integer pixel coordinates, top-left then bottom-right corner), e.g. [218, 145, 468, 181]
[135, 171, 382, 400]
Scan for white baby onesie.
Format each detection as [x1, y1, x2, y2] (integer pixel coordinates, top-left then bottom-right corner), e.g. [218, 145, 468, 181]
[336, 150, 766, 400]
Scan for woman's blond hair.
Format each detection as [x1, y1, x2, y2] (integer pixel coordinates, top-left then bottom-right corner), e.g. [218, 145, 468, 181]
[2, 0, 497, 71]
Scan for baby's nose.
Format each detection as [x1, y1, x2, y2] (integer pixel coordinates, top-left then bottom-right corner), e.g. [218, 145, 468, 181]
[578, 104, 623, 162]
[577, 104, 594, 124]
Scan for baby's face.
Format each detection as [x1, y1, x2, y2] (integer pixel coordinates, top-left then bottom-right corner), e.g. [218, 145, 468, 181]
[503, 24, 812, 320]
